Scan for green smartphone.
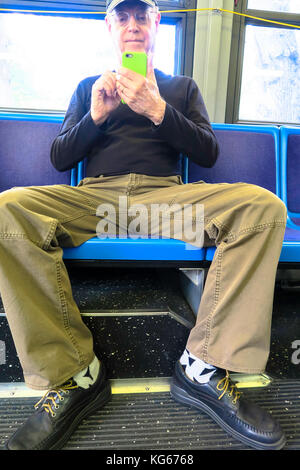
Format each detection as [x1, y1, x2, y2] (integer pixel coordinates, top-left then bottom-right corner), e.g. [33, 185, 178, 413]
[121, 51, 147, 103]
[122, 51, 147, 76]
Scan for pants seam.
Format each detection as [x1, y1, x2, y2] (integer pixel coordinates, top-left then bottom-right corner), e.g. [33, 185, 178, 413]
[54, 250, 86, 368]
[42, 219, 58, 250]
[0, 211, 94, 249]
[236, 220, 287, 237]
[0, 233, 28, 239]
[59, 209, 96, 225]
[0, 232, 44, 248]
[43, 210, 97, 249]
[212, 218, 287, 243]
[202, 242, 224, 362]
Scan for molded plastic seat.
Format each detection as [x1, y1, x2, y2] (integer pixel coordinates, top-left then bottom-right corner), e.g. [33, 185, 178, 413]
[63, 237, 206, 261]
[280, 127, 300, 230]
[199, 125, 300, 263]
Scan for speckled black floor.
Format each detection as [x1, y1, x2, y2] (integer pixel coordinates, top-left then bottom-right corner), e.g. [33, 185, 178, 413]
[68, 266, 195, 324]
[0, 267, 300, 382]
[0, 268, 195, 382]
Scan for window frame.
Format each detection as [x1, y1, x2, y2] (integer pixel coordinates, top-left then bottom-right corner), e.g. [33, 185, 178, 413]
[0, 0, 196, 115]
[226, 0, 300, 125]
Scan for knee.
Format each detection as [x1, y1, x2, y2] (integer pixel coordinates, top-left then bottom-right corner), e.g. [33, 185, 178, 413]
[249, 185, 287, 222]
[0, 187, 31, 230]
[0, 187, 29, 209]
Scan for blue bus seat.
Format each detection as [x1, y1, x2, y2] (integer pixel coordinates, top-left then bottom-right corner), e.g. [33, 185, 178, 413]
[280, 227, 300, 262]
[65, 123, 300, 264]
[1, 114, 299, 264]
[280, 126, 300, 230]
[198, 124, 300, 264]
[190, 124, 281, 193]
[0, 114, 76, 191]
[63, 237, 206, 262]
[63, 154, 206, 263]
[188, 124, 284, 262]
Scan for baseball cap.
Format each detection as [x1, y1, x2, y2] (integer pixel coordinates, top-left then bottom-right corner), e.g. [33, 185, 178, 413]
[106, 0, 158, 14]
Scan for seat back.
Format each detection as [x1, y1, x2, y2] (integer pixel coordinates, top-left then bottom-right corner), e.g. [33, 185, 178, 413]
[188, 124, 280, 196]
[0, 114, 73, 192]
[280, 126, 300, 228]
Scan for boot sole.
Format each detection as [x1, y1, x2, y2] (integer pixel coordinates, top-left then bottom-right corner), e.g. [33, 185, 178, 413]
[170, 379, 286, 450]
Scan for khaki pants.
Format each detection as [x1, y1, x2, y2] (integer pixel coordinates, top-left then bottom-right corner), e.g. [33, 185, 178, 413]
[0, 174, 287, 389]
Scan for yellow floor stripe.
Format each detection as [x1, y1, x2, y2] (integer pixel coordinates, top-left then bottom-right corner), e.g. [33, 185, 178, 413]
[110, 373, 272, 395]
[232, 373, 272, 389]
[110, 377, 171, 394]
[0, 373, 271, 398]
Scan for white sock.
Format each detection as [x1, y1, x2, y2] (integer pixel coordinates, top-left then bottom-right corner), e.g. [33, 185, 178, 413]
[180, 348, 217, 384]
[73, 356, 100, 389]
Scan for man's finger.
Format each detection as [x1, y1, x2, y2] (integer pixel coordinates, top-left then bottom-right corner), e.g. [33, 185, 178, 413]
[116, 82, 129, 99]
[118, 66, 138, 78]
[97, 79, 117, 98]
[116, 73, 133, 90]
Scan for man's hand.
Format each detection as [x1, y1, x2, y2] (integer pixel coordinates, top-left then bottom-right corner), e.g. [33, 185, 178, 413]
[116, 67, 166, 126]
[91, 71, 121, 126]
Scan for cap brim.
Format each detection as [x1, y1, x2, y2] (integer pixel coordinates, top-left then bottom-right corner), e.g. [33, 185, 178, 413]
[107, 0, 156, 14]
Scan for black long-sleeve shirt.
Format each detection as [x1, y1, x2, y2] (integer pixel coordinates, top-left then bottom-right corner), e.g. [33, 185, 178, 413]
[50, 69, 219, 177]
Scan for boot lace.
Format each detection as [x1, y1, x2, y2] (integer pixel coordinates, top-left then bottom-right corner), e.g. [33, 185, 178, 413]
[34, 380, 78, 418]
[216, 370, 241, 404]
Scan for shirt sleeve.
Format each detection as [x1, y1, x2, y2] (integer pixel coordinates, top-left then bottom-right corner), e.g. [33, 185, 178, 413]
[50, 79, 104, 172]
[151, 78, 219, 168]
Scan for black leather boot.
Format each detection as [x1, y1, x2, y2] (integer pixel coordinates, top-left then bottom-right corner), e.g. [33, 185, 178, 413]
[6, 362, 111, 450]
[170, 361, 286, 450]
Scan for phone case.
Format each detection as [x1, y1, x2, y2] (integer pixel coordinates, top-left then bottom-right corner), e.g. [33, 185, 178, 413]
[122, 51, 147, 77]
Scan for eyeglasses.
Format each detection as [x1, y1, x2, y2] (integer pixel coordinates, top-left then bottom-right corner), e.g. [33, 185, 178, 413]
[110, 10, 155, 27]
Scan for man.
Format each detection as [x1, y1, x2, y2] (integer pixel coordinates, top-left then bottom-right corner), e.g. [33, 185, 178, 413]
[2, 0, 287, 450]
